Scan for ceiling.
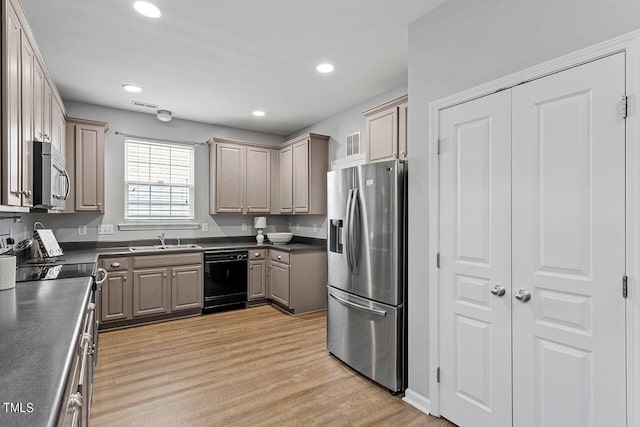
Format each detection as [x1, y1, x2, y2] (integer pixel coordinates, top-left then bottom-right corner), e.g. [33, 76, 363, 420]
[20, 0, 445, 135]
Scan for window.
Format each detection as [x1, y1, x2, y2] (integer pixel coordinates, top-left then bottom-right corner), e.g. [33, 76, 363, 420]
[125, 139, 194, 221]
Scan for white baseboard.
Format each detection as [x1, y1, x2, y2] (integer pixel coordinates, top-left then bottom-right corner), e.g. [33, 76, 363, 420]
[403, 388, 431, 414]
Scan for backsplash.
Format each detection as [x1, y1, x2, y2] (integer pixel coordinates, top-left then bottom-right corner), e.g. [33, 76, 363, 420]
[0, 214, 35, 252]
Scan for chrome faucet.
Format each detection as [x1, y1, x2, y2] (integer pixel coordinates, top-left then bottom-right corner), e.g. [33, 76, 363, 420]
[157, 233, 166, 246]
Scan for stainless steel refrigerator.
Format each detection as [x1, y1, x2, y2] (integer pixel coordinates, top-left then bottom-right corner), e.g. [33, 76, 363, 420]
[326, 159, 407, 393]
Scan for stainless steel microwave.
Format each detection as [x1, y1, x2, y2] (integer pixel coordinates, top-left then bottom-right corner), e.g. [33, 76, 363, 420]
[33, 141, 69, 209]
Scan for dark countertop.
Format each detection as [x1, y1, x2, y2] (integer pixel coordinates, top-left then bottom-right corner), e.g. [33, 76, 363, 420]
[58, 241, 325, 264]
[0, 277, 93, 427]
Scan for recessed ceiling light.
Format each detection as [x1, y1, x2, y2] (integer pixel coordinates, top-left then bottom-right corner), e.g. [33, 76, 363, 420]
[133, 1, 162, 19]
[252, 110, 266, 117]
[123, 84, 142, 93]
[316, 63, 334, 73]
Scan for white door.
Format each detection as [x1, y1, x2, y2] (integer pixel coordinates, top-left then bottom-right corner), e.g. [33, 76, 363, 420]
[512, 53, 626, 427]
[438, 90, 513, 427]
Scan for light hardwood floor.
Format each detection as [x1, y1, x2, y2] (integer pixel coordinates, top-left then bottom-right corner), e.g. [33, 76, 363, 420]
[91, 305, 456, 426]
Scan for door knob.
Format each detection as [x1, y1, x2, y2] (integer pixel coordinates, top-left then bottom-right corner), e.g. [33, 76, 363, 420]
[490, 284, 506, 297]
[514, 289, 531, 303]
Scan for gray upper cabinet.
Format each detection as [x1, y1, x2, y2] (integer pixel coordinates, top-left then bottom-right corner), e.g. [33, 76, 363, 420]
[1, 0, 66, 212]
[364, 95, 408, 163]
[210, 138, 274, 214]
[64, 118, 107, 213]
[278, 133, 329, 215]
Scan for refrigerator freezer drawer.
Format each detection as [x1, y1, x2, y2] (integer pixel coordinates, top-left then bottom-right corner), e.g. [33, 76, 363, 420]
[327, 286, 404, 392]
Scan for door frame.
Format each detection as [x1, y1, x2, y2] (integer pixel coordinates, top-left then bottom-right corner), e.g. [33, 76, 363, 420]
[425, 30, 640, 424]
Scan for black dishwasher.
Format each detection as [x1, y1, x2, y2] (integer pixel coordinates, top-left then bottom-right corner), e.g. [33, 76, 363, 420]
[203, 250, 248, 313]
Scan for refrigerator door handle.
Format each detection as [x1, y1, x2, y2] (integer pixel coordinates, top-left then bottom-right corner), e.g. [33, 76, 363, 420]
[351, 188, 361, 274]
[329, 292, 387, 317]
[345, 189, 354, 273]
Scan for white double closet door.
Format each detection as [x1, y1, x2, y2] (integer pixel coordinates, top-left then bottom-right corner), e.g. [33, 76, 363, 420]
[438, 52, 627, 427]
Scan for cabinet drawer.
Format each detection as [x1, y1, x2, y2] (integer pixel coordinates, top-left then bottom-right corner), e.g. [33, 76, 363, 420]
[250, 249, 267, 260]
[270, 250, 289, 265]
[101, 257, 129, 271]
[133, 253, 203, 269]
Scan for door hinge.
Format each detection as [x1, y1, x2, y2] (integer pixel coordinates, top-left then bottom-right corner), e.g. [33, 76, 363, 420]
[623, 275, 628, 299]
[436, 139, 441, 155]
[436, 253, 440, 269]
[621, 95, 628, 119]
[437, 367, 440, 383]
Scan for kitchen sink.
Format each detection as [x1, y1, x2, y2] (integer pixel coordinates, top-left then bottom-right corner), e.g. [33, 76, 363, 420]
[128, 244, 202, 252]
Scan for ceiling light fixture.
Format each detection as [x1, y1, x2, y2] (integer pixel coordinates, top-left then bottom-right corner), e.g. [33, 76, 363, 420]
[316, 63, 335, 73]
[123, 84, 142, 93]
[252, 110, 266, 117]
[157, 109, 172, 122]
[133, 1, 163, 18]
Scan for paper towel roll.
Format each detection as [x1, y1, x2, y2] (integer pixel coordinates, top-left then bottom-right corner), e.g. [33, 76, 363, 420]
[0, 255, 16, 291]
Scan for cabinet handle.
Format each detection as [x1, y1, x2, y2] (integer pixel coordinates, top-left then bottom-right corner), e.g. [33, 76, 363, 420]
[393, 152, 397, 157]
[277, 255, 282, 260]
[172, 273, 176, 278]
[123, 276, 127, 281]
[401, 151, 406, 156]
[98, 202, 102, 207]
[163, 273, 167, 278]
[111, 262, 120, 268]
[250, 265, 253, 270]
[254, 252, 260, 257]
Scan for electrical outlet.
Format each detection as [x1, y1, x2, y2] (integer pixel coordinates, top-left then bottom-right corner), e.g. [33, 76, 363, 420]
[201, 223, 209, 232]
[97, 224, 114, 235]
[288, 223, 292, 230]
[241, 223, 248, 231]
[78, 225, 87, 236]
[296, 224, 300, 231]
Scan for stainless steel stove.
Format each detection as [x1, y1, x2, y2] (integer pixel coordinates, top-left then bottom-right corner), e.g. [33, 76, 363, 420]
[15, 262, 97, 282]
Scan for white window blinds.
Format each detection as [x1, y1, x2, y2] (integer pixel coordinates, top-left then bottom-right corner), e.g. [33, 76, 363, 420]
[125, 139, 194, 220]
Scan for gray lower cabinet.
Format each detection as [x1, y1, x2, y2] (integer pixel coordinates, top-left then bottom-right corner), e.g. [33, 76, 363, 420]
[249, 261, 267, 300]
[269, 261, 290, 307]
[101, 271, 131, 322]
[171, 265, 203, 311]
[99, 252, 203, 328]
[268, 249, 327, 314]
[248, 249, 267, 300]
[132, 267, 170, 317]
[60, 293, 96, 427]
[99, 257, 132, 323]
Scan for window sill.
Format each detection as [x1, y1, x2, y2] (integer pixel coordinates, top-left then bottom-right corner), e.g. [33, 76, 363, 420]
[118, 222, 201, 231]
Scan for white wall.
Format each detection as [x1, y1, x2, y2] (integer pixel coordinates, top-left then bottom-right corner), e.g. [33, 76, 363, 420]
[407, 0, 640, 400]
[286, 84, 408, 239]
[39, 101, 288, 242]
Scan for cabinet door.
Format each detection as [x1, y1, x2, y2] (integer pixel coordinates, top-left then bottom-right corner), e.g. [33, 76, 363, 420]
[101, 272, 132, 322]
[21, 36, 35, 207]
[249, 260, 266, 300]
[246, 146, 271, 213]
[398, 102, 408, 160]
[279, 146, 293, 213]
[133, 268, 170, 317]
[3, 4, 22, 206]
[33, 61, 45, 143]
[269, 262, 290, 307]
[51, 101, 65, 155]
[292, 140, 309, 213]
[75, 124, 104, 212]
[43, 82, 52, 144]
[216, 143, 246, 213]
[171, 265, 203, 311]
[367, 107, 398, 162]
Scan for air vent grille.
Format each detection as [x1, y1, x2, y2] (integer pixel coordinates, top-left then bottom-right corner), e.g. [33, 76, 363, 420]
[132, 100, 159, 109]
